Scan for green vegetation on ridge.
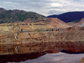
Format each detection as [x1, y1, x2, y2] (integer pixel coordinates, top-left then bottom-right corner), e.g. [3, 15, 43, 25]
[0, 8, 46, 23]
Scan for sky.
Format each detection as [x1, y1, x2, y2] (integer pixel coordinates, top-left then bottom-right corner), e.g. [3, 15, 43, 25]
[0, 0, 84, 16]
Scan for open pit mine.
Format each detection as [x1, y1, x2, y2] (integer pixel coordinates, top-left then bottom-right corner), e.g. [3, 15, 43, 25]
[0, 18, 84, 56]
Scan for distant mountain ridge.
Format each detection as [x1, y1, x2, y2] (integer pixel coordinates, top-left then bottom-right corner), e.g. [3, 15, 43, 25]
[48, 11, 84, 23]
[0, 8, 46, 23]
[0, 8, 84, 24]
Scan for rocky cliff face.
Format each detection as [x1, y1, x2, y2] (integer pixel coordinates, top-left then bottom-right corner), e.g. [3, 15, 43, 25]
[0, 28, 84, 55]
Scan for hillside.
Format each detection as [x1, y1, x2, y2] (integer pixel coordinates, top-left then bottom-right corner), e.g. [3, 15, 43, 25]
[48, 11, 84, 23]
[77, 18, 84, 27]
[0, 8, 46, 23]
[70, 18, 84, 27]
[46, 18, 71, 28]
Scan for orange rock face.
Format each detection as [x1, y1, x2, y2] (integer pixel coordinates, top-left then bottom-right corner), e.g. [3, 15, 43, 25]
[46, 18, 71, 28]
[17, 32, 30, 39]
[0, 28, 84, 55]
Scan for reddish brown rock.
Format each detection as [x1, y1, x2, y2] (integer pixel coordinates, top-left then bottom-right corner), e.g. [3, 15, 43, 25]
[46, 18, 71, 28]
[0, 29, 84, 55]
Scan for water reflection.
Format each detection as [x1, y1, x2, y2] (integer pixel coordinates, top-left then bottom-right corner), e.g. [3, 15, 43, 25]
[0, 52, 46, 63]
[0, 52, 84, 63]
[9, 52, 84, 63]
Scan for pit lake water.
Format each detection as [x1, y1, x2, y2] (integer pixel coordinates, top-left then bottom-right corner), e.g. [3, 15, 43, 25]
[2, 52, 83, 63]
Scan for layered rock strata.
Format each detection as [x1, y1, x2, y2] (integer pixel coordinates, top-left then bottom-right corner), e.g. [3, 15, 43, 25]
[0, 30, 84, 55]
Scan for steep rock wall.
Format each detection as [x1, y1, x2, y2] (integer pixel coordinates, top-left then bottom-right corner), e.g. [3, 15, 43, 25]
[0, 30, 84, 55]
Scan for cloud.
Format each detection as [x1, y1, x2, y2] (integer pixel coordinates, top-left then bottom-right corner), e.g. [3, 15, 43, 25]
[48, 10, 64, 15]
[51, 3, 63, 7]
[0, 0, 84, 16]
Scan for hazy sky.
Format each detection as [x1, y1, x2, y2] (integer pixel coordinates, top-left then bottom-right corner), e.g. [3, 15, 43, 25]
[0, 0, 84, 16]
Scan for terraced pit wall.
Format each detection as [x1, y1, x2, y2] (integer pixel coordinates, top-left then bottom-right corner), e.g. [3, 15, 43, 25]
[0, 30, 84, 55]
